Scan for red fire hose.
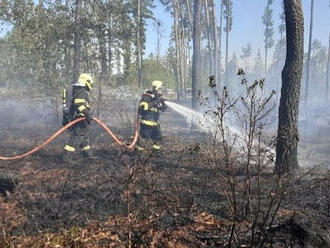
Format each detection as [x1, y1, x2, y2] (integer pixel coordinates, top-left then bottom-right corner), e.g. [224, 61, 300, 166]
[0, 114, 139, 161]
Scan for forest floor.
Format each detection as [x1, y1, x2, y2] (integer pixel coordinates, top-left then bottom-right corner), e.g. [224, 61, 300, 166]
[0, 91, 329, 247]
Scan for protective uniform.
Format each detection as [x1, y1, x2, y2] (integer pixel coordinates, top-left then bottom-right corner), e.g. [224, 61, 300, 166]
[137, 80, 167, 150]
[62, 73, 93, 160]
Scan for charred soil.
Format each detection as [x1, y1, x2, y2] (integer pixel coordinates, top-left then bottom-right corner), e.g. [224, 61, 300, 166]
[0, 97, 329, 247]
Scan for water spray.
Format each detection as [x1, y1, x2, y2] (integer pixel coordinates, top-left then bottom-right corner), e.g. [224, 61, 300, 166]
[165, 101, 206, 130]
[165, 101, 275, 159]
[165, 101, 241, 140]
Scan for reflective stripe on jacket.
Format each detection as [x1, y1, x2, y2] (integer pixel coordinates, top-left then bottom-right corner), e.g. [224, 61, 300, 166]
[140, 119, 158, 126]
[67, 86, 91, 120]
[138, 90, 163, 124]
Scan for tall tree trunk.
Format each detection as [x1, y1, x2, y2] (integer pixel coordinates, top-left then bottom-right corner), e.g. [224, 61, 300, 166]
[183, 38, 188, 99]
[173, 0, 181, 100]
[225, 4, 229, 87]
[97, 32, 107, 117]
[185, 0, 193, 32]
[265, 46, 268, 78]
[99, 35, 107, 78]
[64, 46, 71, 82]
[211, 0, 218, 82]
[137, 0, 142, 88]
[116, 48, 121, 76]
[63, 0, 70, 83]
[305, 0, 314, 104]
[97, 79, 103, 118]
[73, 0, 82, 83]
[275, 0, 304, 175]
[179, 19, 185, 98]
[156, 21, 160, 63]
[192, 0, 202, 109]
[277, 6, 285, 104]
[107, 28, 112, 74]
[123, 41, 132, 82]
[326, 34, 330, 102]
[184, 0, 193, 99]
[218, 0, 223, 91]
[83, 40, 90, 72]
[204, 0, 213, 75]
[179, 35, 184, 99]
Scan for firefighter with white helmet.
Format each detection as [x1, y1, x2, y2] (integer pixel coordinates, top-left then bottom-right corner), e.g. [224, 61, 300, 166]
[62, 73, 94, 161]
[137, 80, 167, 151]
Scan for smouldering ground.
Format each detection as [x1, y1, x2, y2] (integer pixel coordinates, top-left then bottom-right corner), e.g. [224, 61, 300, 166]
[1, 94, 330, 247]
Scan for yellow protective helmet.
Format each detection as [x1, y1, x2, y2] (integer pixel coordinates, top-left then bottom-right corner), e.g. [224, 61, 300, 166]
[78, 73, 93, 90]
[151, 80, 163, 91]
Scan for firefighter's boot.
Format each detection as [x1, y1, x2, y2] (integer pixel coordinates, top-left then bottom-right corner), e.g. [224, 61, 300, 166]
[152, 144, 161, 151]
[63, 145, 76, 163]
[135, 138, 146, 151]
[81, 145, 92, 159]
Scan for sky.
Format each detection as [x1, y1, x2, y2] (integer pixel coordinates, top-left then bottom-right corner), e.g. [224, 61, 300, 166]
[145, 0, 330, 59]
[1, 0, 329, 60]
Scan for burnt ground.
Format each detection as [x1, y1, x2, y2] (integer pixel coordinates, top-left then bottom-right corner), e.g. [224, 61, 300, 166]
[0, 95, 330, 247]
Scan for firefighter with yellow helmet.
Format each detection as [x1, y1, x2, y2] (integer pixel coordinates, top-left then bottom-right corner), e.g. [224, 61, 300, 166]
[62, 73, 93, 161]
[137, 80, 167, 151]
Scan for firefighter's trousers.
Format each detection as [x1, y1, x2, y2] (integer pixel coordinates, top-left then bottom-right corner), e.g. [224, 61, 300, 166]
[138, 122, 162, 150]
[140, 122, 161, 141]
[64, 121, 90, 153]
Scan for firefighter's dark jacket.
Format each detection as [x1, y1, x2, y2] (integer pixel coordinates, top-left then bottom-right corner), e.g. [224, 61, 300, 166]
[138, 90, 167, 126]
[63, 86, 91, 125]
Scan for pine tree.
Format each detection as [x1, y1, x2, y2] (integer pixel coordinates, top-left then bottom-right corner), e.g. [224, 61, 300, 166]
[275, 0, 304, 175]
[262, 0, 274, 78]
[153, 19, 164, 64]
[160, 0, 191, 99]
[326, 2, 330, 102]
[305, 0, 314, 103]
[326, 35, 330, 101]
[223, 0, 232, 87]
[192, 0, 202, 108]
[240, 43, 252, 73]
[128, 0, 155, 87]
[73, 0, 82, 83]
[217, 0, 224, 91]
[278, 1, 285, 43]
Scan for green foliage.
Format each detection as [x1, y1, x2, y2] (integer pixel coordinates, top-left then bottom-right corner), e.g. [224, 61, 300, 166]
[240, 43, 252, 60]
[0, 0, 153, 95]
[142, 56, 175, 89]
[223, 0, 233, 32]
[127, 0, 155, 54]
[262, 0, 274, 49]
[278, 1, 285, 37]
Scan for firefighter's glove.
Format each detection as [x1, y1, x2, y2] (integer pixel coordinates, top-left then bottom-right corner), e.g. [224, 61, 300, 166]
[153, 99, 163, 109]
[158, 98, 168, 111]
[161, 100, 168, 111]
